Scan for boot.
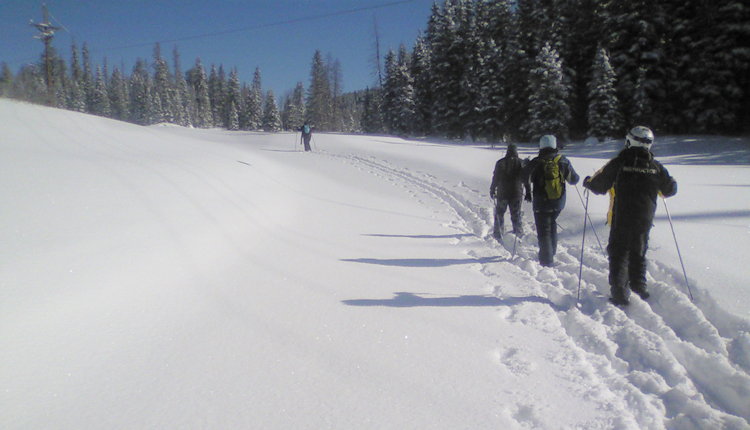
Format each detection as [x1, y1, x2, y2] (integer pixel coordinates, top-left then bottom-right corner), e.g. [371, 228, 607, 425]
[609, 288, 630, 306]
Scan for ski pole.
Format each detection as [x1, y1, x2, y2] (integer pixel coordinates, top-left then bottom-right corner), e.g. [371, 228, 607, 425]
[578, 189, 589, 302]
[663, 197, 693, 301]
[574, 184, 606, 255]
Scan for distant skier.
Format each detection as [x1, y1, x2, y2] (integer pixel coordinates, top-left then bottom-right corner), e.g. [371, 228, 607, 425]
[583, 126, 677, 306]
[299, 122, 312, 152]
[490, 143, 531, 239]
[521, 135, 579, 267]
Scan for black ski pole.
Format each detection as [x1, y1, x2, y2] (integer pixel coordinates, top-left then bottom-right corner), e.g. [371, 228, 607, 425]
[574, 184, 605, 255]
[578, 189, 589, 302]
[663, 197, 693, 301]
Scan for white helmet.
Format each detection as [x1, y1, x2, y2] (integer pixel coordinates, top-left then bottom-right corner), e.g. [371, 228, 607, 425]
[539, 135, 557, 150]
[626, 126, 654, 149]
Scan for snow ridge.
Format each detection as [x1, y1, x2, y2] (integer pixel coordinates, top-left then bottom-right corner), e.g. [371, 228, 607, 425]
[327, 149, 750, 429]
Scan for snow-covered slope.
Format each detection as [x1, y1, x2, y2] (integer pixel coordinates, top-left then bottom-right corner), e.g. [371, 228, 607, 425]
[1, 99, 749, 429]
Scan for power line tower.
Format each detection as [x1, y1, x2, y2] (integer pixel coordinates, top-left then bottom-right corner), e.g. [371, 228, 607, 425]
[30, 4, 61, 106]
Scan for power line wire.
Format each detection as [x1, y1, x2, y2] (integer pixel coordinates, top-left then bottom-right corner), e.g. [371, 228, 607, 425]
[96, 0, 417, 54]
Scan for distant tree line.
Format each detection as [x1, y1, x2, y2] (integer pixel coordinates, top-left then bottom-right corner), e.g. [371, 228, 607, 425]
[368, 0, 750, 141]
[0, 42, 349, 133]
[2, 0, 748, 141]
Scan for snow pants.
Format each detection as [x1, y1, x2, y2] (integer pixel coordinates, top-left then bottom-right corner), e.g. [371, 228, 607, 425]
[607, 224, 650, 297]
[494, 198, 524, 235]
[534, 210, 560, 267]
[302, 134, 311, 151]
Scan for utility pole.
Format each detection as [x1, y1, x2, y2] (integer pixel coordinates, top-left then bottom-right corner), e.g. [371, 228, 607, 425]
[30, 4, 60, 106]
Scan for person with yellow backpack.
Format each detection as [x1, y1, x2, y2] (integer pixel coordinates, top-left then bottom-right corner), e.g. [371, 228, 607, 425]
[521, 135, 579, 267]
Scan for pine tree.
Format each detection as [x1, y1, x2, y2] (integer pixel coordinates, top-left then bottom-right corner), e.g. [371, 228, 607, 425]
[262, 90, 282, 132]
[427, 0, 475, 139]
[587, 47, 622, 139]
[188, 58, 212, 128]
[604, 0, 671, 131]
[208, 65, 222, 127]
[108, 67, 129, 121]
[411, 33, 433, 136]
[67, 42, 85, 112]
[152, 43, 175, 124]
[328, 55, 345, 131]
[82, 43, 94, 113]
[502, 12, 532, 140]
[129, 58, 150, 125]
[306, 50, 333, 130]
[242, 68, 263, 131]
[227, 100, 239, 130]
[226, 68, 242, 129]
[172, 46, 192, 127]
[525, 43, 571, 140]
[473, 0, 512, 142]
[90, 66, 111, 117]
[0, 62, 13, 97]
[382, 45, 415, 136]
[286, 81, 306, 130]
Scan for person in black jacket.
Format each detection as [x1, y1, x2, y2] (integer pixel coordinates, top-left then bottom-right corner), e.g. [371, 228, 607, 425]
[583, 126, 677, 306]
[490, 143, 531, 239]
[521, 135, 579, 267]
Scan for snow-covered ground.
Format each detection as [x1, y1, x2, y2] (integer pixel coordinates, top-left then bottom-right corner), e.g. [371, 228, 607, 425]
[1, 99, 749, 429]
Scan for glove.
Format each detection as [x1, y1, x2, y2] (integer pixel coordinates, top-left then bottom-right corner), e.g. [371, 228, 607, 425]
[490, 191, 496, 199]
[583, 176, 592, 188]
[525, 192, 532, 202]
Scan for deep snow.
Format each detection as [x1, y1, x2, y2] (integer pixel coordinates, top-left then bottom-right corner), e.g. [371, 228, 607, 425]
[1, 99, 749, 429]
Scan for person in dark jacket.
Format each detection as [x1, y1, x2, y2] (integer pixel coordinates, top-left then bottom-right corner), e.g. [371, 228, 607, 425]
[583, 126, 677, 306]
[521, 135, 580, 267]
[490, 143, 532, 239]
[299, 122, 312, 152]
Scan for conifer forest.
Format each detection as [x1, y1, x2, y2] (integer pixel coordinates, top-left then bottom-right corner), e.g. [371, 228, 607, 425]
[2, 0, 748, 141]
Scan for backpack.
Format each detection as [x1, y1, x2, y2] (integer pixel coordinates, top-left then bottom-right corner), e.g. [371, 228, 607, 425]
[303, 124, 310, 134]
[542, 155, 564, 199]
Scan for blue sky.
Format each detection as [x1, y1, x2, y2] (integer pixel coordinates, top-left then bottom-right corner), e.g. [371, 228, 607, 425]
[1, 0, 435, 99]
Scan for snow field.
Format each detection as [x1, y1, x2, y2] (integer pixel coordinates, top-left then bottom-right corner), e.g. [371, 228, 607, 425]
[2, 99, 750, 429]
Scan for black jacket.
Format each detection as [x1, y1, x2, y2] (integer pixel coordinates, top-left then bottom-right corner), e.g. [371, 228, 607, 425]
[584, 147, 677, 231]
[522, 147, 579, 212]
[490, 146, 531, 201]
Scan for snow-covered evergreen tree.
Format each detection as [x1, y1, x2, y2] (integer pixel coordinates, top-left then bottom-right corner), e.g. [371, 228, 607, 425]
[188, 58, 212, 128]
[382, 46, 415, 136]
[604, 0, 671, 131]
[525, 43, 571, 140]
[90, 66, 110, 118]
[208, 65, 223, 127]
[241, 68, 263, 131]
[285, 81, 306, 130]
[152, 43, 175, 124]
[108, 67, 129, 121]
[328, 56, 344, 131]
[360, 87, 384, 134]
[172, 46, 192, 127]
[129, 59, 150, 125]
[427, 0, 474, 139]
[150, 91, 165, 124]
[306, 50, 333, 130]
[67, 42, 86, 112]
[0, 62, 13, 97]
[262, 90, 282, 132]
[82, 43, 94, 113]
[227, 100, 239, 130]
[587, 47, 622, 140]
[226, 68, 242, 130]
[411, 33, 433, 136]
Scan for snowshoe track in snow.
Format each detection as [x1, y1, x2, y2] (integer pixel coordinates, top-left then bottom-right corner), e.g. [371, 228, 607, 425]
[329, 150, 750, 429]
